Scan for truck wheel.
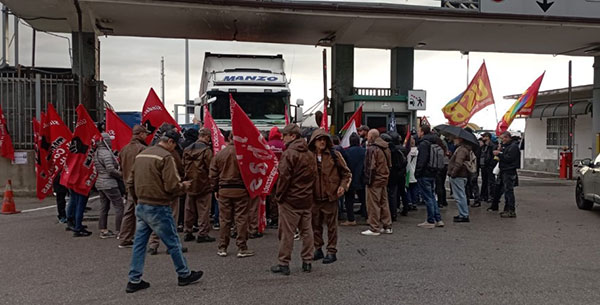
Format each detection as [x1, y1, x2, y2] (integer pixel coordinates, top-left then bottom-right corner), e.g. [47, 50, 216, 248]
[576, 180, 594, 210]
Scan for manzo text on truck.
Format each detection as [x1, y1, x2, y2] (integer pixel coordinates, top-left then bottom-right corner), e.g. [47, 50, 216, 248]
[195, 52, 303, 131]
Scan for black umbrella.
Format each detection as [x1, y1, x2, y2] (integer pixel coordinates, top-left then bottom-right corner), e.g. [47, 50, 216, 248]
[433, 124, 478, 146]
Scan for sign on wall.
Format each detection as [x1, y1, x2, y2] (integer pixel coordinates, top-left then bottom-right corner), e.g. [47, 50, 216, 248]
[408, 90, 427, 111]
[480, 0, 600, 19]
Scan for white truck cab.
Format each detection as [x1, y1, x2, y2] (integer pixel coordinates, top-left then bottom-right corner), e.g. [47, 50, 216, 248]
[196, 53, 302, 131]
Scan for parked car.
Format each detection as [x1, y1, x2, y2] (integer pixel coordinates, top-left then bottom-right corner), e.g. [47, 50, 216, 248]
[575, 155, 600, 210]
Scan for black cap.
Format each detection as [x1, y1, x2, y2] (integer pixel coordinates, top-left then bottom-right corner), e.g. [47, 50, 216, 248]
[163, 130, 181, 142]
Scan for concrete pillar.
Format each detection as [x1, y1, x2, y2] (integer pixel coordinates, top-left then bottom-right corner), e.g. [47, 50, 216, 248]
[331, 44, 354, 129]
[391, 47, 415, 128]
[593, 56, 600, 154]
[71, 32, 100, 121]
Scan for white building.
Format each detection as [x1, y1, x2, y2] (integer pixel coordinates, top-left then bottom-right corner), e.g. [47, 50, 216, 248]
[509, 85, 594, 174]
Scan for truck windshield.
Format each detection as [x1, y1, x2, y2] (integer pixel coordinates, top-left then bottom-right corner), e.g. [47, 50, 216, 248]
[210, 92, 287, 120]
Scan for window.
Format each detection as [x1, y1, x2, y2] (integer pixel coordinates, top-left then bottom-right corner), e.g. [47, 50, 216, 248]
[209, 92, 287, 120]
[546, 118, 570, 146]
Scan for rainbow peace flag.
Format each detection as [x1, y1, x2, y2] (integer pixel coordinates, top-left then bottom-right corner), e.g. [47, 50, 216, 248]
[496, 72, 545, 136]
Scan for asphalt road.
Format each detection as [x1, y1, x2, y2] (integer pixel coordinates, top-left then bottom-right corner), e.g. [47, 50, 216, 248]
[2, 176, 599, 305]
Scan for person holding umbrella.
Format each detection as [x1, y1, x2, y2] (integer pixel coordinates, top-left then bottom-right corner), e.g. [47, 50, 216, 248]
[434, 124, 479, 223]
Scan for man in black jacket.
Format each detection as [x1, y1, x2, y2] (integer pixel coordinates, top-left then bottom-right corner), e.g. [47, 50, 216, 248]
[491, 131, 520, 217]
[415, 125, 443, 229]
[479, 133, 497, 203]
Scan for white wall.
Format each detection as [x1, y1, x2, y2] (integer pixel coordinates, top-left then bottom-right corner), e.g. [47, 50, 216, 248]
[525, 118, 557, 160]
[525, 114, 594, 162]
[573, 115, 595, 160]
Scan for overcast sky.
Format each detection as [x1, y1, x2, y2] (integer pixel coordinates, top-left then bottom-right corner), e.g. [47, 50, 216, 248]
[9, 0, 596, 131]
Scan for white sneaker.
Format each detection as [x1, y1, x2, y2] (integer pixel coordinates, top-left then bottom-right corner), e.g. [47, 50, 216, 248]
[435, 221, 445, 227]
[361, 230, 381, 236]
[382, 228, 393, 234]
[417, 222, 435, 229]
[217, 249, 227, 257]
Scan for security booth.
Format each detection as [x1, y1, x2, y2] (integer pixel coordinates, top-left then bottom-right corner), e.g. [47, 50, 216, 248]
[343, 87, 418, 137]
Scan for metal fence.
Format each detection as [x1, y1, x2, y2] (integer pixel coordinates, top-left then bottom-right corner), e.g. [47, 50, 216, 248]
[0, 70, 103, 149]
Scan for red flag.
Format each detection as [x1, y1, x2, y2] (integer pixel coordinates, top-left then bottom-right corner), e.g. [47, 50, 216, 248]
[320, 99, 329, 132]
[0, 105, 14, 161]
[340, 103, 363, 133]
[496, 72, 545, 136]
[33, 116, 51, 200]
[141, 88, 180, 144]
[60, 104, 102, 196]
[45, 104, 72, 183]
[105, 108, 132, 152]
[203, 106, 226, 154]
[230, 95, 279, 232]
[284, 104, 290, 125]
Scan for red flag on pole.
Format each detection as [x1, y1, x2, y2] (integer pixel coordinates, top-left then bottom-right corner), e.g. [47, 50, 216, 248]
[0, 105, 14, 161]
[45, 104, 72, 184]
[60, 104, 102, 196]
[320, 100, 329, 132]
[33, 116, 51, 200]
[105, 108, 132, 152]
[203, 105, 226, 154]
[340, 103, 363, 133]
[141, 88, 180, 144]
[230, 94, 279, 232]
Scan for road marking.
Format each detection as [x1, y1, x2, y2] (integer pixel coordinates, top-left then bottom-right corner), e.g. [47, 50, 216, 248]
[21, 205, 55, 213]
[20, 195, 100, 213]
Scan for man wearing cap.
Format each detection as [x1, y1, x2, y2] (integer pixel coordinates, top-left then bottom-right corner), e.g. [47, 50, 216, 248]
[308, 129, 351, 264]
[182, 128, 215, 243]
[209, 131, 255, 258]
[125, 130, 202, 293]
[271, 124, 318, 275]
[117, 125, 149, 249]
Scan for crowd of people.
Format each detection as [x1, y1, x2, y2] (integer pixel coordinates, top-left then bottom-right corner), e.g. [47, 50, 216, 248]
[50, 121, 522, 292]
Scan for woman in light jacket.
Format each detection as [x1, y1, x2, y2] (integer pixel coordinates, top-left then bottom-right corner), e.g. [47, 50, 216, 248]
[94, 132, 124, 239]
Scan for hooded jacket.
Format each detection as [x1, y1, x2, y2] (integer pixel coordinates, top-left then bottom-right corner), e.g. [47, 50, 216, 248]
[267, 126, 285, 161]
[119, 136, 147, 184]
[415, 133, 441, 179]
[364, 137, 391, 188]
[94, 133, 122, 190]
[183, 139, 213, 195]
[275, 137, 317, 209]
[447, 142, 472, 178]
[308, 129, 352, 202]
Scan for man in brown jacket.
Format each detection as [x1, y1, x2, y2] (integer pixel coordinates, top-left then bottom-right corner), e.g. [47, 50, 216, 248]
[125, 130, 202, 293]
[448, 137, 472, 223]
[148, 124, 186, 255]
[182, 128, 215, 243]
[209, 131, 255, 258]
[361, 129, 393, 236]
[118, 125, 149, 249]
[271, 124, 318, 275]
[308, 129, 351, 264]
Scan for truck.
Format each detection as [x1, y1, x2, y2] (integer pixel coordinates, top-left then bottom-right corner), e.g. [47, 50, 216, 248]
[195, 52, 302, 131]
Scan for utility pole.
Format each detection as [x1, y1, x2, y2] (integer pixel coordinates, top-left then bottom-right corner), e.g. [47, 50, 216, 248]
[161, 56, 165, 104]
[185, 39, 190, 123]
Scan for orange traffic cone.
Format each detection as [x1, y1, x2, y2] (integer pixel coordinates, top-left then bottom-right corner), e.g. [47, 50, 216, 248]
[1, 180, 20, 214]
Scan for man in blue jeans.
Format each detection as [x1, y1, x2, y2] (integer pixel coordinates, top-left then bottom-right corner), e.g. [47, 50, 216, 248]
[126, 130, 202, 293]
[447, 137, 472, 223]
[414, 125, 444, 229]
